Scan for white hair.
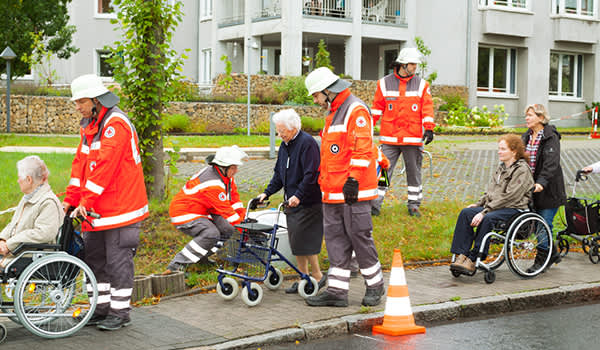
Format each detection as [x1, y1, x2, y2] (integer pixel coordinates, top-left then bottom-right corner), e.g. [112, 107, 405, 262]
[272, 109, 301, 131]
[17, 155, 50, 184]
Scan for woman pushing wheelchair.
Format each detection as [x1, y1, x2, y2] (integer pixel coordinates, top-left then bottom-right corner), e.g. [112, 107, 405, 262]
[450, 134, 534, 275]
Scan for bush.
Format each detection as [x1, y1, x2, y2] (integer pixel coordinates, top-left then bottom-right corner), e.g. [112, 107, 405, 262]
[301, 116, 324, 133]
[273, 76, 312, 105]
[585, 101, 600, 120]
[445, 104, 508, 127]
[163, 114, 191, 132]
[438, 93, 466, 112]
[171, 80, 203, 102]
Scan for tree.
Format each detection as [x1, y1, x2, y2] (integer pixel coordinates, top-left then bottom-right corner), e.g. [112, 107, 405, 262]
[0, 0, 77, 78]
[414, 37, 437, 85]
[108, 0, 187, 200]
[315, 39, 334, 71]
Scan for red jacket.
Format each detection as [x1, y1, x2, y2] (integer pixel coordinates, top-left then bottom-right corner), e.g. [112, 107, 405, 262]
[169, 166, 245, 226]
[372, 73, 435, 146]
[319, 89, 378, 204]
[64, 106, 148, 231]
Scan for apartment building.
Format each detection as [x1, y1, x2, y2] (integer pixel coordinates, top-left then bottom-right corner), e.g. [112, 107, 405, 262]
[45, 0, 599, 125]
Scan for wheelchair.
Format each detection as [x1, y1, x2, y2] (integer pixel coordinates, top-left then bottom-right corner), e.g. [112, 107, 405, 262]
[451, 210, 553, 284]
[0, 214, 98, 343]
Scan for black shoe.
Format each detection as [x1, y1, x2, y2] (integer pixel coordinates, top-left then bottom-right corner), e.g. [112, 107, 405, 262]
[305, 291, 348, 307]
[544, 244, 562, 271]
[371, 207, 380, 216]
[318, 275, 327, 290]
[285, 282, 298, 294]
[85, 313, 106, 326]
[408, 207, 421, 217]
[362, 285, 386, 306]
[97, 315, 131, 331]
[526, 248, 549, 274]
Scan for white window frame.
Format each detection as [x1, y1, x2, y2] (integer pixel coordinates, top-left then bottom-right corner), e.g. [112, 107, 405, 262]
[548, 52, 583, 100]
[94, 49, 115, 81]
[200, 48, 212, 84]
[200, 0, 213, 20]
[94, 0, 118, 19]
[551, 0, 598, 18]
[478, 0, 529, 11]
[477, 46, 517, 97]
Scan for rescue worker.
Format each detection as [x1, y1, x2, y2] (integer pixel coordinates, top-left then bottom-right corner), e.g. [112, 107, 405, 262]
[370, 47, 435, 218]
[165, 146, 248, 273]
[304, 67, 385, 307]
[64, 74, 149, 331]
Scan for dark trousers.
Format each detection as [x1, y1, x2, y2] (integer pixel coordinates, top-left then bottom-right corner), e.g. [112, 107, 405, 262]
[450, 207, 519, 261]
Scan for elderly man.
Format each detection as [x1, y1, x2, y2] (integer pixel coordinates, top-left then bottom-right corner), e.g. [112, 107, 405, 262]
[303, 67, 385, 307]
[256, 109, 326, 294]
[0, 156, 63, 268]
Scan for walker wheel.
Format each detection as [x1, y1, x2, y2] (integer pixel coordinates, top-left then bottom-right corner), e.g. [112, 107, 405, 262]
[264, 268, 283, 290]
[484, 271, 496, 284]
[216, 277, 239, 300]
[588, 245, 600, 264]
[298, 276, 319, 298]
[557, 238, 569, 257]
[0, 324, 6, 344]
[241, 282, 263, 307]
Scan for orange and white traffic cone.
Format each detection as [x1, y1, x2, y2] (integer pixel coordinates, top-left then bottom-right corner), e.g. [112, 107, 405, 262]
[372, 249, 426, 336]
[591, 107, 600, 139]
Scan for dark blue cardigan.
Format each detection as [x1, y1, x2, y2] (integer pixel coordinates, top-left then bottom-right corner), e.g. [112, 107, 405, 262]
[264, 130, 322, 205]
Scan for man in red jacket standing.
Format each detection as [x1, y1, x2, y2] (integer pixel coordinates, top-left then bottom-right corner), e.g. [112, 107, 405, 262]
[64, 74, 148, 331]
[370, 47, 435, 218]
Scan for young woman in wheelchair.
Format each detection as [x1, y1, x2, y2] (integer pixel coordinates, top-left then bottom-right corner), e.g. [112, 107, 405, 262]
[450, 134, 534, 275]
[0, 155, 64, 269]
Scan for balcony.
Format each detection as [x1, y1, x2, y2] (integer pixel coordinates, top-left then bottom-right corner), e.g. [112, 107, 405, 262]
[552, 16, 600, 43]
[254, 0, 281, 20]
[362, 0, 406, 25]
[303, 0, 351, 19]
[481, 5, 534, 37]
[218, 0, 244, 28]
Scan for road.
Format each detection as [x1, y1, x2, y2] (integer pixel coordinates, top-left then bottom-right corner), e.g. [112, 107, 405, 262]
[261, 302, 600, 350]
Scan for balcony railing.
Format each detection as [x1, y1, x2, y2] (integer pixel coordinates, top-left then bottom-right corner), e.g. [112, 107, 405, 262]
[303, 0, 352, 19]
[362, 0, 406, 24]
[255, 0, 281, 19]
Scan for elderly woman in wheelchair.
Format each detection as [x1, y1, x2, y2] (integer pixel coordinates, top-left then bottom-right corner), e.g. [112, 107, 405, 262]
[449, 135, 554, 283]
[0, 155, 98, 342]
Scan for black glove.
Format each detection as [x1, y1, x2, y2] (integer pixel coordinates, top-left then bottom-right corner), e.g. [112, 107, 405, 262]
[422, 130, 434, 145]
[249, 197, 260, 210]
[342, 177, 359, 205]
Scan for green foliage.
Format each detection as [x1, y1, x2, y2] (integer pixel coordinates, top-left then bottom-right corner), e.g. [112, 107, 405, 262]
[108, 0, 188, 199]
[315, 39, 334, 71]
[585, 101, 600, 120]
[414, 36, 437, 85]
[21, 31, 63, 85]
[273, 76, 313, 105]
[445, 104, 508, 127]
[0, 83, 71, 97]
[162, 114, 191, 133]
[438, 93, 466, 112]
[218, 55, 234, 93]
[301, 116, 324, 133]
[171, 80, 203, 102]
[0, 0, 78, 78]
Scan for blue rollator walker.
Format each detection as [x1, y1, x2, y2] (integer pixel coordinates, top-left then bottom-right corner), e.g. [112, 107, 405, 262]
[215, 199, 319, 306]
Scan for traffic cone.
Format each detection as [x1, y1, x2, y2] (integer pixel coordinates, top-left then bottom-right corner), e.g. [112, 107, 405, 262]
[372, 249, 426, 336]
[590, 107, 600, 139]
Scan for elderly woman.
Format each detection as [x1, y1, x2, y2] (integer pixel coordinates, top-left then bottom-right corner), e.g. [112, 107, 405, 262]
[521, 104, 566, 272]
[0, 155, 64, 268]
[256, 109, 326, 294]
[450, 134, 534, 275]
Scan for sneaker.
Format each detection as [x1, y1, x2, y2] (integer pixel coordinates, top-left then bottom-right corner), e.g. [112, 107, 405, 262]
[285, 282, 299, 294]
[408, 207, 421, 217]
[361, 285, 385, 306]
[84, 313, 106, 326]
[305, 291, 348, 307]
[97, 315, 131, 331]
[317, 275, 327, 290]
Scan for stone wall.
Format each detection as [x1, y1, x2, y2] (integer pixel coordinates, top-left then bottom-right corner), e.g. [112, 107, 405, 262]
[0, 78, 467, 134]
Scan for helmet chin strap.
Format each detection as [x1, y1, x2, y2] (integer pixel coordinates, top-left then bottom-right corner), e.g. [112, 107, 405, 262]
[91, 98, 98, 118]
[397, 64, 414, 78]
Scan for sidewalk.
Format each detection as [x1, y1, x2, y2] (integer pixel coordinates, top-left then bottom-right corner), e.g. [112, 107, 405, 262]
[1, 253, 599, 349]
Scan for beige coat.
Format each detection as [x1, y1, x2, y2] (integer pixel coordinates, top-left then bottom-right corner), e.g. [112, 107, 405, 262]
[477, 158, 534, 215]
[0, 183, 64, 267]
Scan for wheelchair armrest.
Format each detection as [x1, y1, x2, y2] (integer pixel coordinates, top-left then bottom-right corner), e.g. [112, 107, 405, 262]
[12, 243, 61, 255]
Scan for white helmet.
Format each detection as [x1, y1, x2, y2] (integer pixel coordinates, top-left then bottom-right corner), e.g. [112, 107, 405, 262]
[211, 145, 248, 167]
[395, 47, 422, 64]
[305, 67, 340, 96]
[71, 74, 120, 107]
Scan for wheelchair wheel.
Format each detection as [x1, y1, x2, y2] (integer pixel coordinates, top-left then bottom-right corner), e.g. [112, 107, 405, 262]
[484, 237, 505, 271]
[504, 213, 552, 278]
[0, 323, 6, 344]
[14, 254, 98, 339]
[484, 271, 496, 284]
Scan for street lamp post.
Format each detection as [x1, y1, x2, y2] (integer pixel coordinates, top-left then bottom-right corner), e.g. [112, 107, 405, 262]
[1, 46, 17, 133]
[246, 38, 258, 136]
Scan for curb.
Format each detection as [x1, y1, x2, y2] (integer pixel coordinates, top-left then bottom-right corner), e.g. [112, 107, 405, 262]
[199, 282, 600, 350]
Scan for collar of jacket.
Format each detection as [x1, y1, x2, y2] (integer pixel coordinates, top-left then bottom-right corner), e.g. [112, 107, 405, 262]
[212, 165, 231, 186]
[81, 106, 109, 135]
[394, 71, 414, 83]
[24, 183, 52, 204]
[329, 89, 351, 113]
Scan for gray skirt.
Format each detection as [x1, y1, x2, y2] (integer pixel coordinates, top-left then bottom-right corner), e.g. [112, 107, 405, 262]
[284, 202, 324, 256]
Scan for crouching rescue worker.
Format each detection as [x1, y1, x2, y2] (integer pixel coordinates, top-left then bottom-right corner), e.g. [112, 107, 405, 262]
[304, 67, 385, 307]
[63, 74, 149, 331]
[165, 146, 248, 273]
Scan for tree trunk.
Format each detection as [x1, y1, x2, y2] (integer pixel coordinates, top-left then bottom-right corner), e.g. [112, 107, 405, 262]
[147, 126, 165, 199]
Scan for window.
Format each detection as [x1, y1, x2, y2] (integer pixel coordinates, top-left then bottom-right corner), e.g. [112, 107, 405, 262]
[479, 0, 528, 8]
[97, 50, 114, 78]
[200, 0, 213, 19]
[477, 47, 517, 95]
[200, 49, 211, 83]
[552, 0, 596, 17]
[549, 52, 583, 98]
[95, 0, 117, 18]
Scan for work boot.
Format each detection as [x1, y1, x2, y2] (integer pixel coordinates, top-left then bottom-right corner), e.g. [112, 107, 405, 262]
[285, 282, 298, 294]
[317, 275, 328, 290]
[361, 285, 386, 306]
[408, 207, 421, 218]
[454, 256, 475, 274]
[84, 313, 106, 327]
[305, 291, 348, 307]
[545, 243, 562, 270]
[450, 254, 466, 271]
[97, 315, 131, 331]
[371, 206, 381, 216]
[526, 248, 549, 274]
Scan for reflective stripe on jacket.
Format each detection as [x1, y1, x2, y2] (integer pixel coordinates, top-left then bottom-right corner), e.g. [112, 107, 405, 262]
[372, 73, 435, 146]
[319, 89, 378, 204]
[64, 106, 148, 231]
[169, 166, 245, 226]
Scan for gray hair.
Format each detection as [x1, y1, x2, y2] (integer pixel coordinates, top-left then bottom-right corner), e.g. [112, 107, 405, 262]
[272, 109, 301, 131]
[524, 103, 550, 125]
[17, 155, 50, 184]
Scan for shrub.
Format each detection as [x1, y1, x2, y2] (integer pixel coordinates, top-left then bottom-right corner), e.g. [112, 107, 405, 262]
[162, 114, 191, 133]
[171, 80, 203, 102]
[301, 116, 324, 133]
[585, 101, 600, 120]
[273, 76, 312, 105]
[438, 93, 466, 112]
[445, 104, 508, 127]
